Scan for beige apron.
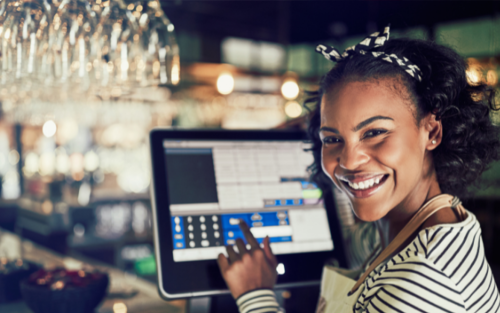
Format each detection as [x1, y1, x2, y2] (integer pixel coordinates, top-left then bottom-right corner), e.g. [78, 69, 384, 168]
[316, 194, 467, 313]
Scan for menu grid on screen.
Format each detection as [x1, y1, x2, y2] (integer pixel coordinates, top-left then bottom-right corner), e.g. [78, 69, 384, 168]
[163, 140, 334, 262]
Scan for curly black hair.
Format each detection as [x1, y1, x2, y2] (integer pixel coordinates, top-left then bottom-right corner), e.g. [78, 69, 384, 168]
[306, 38, 500, 197]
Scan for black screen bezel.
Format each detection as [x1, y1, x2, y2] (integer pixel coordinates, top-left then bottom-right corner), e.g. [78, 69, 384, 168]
[150, 129, 347, 299]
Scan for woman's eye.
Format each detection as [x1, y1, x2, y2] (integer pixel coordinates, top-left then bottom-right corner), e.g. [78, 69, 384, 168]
[322, 137, 342, 144]
[363, 129, 387, 139]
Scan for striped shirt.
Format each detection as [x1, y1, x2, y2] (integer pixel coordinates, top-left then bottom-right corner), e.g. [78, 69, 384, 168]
[237, 211, 500, 313]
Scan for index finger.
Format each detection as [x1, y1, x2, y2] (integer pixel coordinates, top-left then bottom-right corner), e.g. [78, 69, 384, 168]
[217, 253, 229, 274]
[239, 220, 260, 250]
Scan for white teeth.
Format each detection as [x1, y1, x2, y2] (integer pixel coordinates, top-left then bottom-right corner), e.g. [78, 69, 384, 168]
[346, 176, 384, 190]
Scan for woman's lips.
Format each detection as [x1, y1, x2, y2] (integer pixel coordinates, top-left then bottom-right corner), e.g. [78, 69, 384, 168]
[339, 174, 389, 198]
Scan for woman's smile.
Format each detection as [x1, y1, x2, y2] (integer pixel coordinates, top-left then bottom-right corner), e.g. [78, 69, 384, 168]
[337, 173, 389, 198]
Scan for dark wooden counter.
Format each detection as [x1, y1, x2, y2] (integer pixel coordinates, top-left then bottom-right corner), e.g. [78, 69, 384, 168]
[0, 229, 186, 313]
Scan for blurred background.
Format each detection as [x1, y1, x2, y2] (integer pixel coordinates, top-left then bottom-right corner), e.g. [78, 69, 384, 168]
[0, 0, 499, 312]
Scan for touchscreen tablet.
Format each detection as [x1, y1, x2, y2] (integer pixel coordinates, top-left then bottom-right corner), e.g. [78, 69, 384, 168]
[150, 129, 346, 299]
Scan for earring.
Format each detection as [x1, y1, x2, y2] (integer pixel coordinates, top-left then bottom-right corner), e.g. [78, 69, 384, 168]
[432, 140, 437, 144]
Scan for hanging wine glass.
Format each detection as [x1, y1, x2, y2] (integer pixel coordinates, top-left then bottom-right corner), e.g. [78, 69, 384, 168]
[92, 0, 140, 99]
[47, 0, 99, 95]
[0, 0, 179, 122]
[0, 0, 54, 109]
[142, 0, 179, 86]
[121, 0, 179, 87]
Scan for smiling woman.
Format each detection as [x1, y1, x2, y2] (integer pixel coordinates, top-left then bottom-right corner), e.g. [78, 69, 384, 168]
[308, 34, 500, 313]
[217, 27, 500, 313]
[319, 79, 444, 223]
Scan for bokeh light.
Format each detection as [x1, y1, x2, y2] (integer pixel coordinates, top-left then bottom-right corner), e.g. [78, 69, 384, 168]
[39, 152, 56, 176]
[217, 72, 235, 95]
[284, 101, 302, 118]
[42, 120, 57, 138]
[56, 149, 70, 174]
[487, 70, 498, 86]
[113, 302, 127, 313]
[84, 151, 100, 172]
[8, 150, 19, 165]
[281, 80, 299, 100]
[24, 153, 39, 176]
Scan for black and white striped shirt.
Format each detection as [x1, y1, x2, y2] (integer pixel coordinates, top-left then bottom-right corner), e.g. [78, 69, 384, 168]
[237, 211, 500, 313]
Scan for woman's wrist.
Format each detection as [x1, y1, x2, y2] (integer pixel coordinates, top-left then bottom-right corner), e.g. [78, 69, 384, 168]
[235, 289, 280, 313]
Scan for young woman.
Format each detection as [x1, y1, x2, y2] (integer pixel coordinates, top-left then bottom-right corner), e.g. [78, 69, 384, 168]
[217, 26, 500, 313]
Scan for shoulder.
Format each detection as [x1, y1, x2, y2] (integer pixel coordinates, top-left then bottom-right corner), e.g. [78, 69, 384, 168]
[356, 253, 466, 313]
[355, 211, 500, 313]
[416, 210, 481, 278]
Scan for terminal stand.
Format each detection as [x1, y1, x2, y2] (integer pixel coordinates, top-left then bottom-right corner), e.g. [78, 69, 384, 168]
[187, 297, 211, 313]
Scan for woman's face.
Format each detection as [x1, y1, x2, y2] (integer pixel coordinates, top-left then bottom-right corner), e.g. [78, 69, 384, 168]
[320, 79, 433, 222]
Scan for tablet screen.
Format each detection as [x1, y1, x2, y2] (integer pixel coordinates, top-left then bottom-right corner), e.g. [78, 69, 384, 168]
[163, 140, 334, 262]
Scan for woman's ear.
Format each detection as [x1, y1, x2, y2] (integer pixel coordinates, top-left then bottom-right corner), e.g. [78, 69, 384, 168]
[424, 114, 442, 151]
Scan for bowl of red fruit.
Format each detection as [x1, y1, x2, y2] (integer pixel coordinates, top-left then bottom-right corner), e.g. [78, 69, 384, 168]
[20, 268, 109, 313]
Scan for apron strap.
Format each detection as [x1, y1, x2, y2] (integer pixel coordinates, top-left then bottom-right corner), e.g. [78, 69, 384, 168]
[348, 194, 467, 295]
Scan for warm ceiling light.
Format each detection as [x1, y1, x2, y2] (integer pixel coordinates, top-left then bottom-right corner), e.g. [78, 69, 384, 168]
[171, 56, 180, 85]
[113, 302, 127, 313]
[284, 101, 302, 118]
[486, 70, 498, 86]
[42, 120, 57, 138]
[466, 69, 481, 85]
[217, 72, 235, 95]
[466, 59, 482, 85]
[281, 80, 299, 100]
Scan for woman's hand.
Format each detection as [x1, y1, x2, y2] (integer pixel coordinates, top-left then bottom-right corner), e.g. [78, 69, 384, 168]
[217, 220, 278, 299]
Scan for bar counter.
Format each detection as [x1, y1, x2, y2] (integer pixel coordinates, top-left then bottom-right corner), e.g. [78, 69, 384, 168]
[0, 229, 186, 313]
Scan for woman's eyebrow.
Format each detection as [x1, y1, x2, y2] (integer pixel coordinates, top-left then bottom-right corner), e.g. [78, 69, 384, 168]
[319, 116, 394, 134]
[352, 115, 393, 132]
[319, 126, 339, 134]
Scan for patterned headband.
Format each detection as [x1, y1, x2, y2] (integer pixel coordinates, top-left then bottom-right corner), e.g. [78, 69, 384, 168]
[315, 25, 423, 82]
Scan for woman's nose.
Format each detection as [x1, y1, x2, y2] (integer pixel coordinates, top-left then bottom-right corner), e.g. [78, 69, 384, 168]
[338, 144, 370, 170]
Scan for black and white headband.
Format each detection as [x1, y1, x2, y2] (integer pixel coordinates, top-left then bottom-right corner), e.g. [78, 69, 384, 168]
[315, 25, 423, 82]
